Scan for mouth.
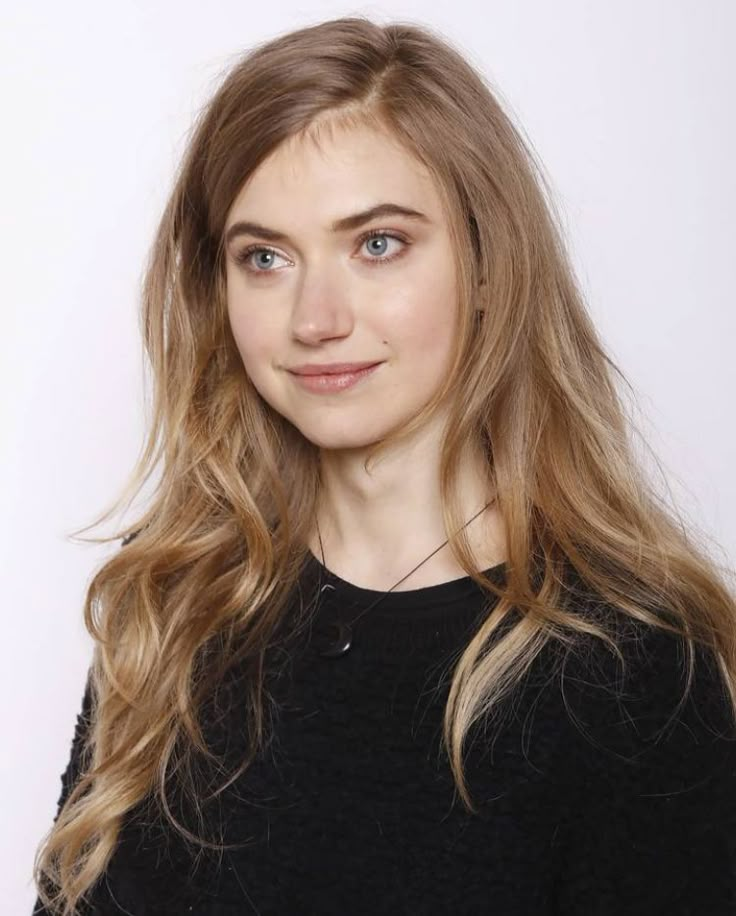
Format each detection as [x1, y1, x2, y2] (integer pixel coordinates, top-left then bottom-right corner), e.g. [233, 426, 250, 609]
[288, 362, 383, 394]
[288, 361, 382, 376]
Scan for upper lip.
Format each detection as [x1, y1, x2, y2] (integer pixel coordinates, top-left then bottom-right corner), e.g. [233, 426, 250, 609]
[287, 361, 382, 376]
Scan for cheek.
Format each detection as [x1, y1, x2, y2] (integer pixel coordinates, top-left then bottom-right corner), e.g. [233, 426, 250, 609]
[227, 302, 276, 372]
[228, 316, 280, 407]
[389, 271, 458, 361]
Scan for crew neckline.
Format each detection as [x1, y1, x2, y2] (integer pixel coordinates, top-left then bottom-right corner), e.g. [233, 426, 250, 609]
[304, 549, 507, 616]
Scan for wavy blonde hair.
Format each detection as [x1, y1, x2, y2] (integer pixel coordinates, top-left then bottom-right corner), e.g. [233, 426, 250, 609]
[34, 15, 736, 914]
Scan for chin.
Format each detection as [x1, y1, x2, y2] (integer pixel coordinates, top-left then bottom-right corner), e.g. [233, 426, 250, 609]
[299, 430, 385, 452]
[287, 417, 390, 453]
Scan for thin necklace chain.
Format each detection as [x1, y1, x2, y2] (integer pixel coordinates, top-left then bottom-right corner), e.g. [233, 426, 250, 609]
[315, 499, 495, 633]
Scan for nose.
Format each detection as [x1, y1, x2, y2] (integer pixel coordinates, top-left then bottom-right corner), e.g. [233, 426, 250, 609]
[289, 268, 355, 345]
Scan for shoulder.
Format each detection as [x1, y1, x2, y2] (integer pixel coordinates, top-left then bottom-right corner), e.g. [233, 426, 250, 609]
[540, 610, 736, 912]
[549, 610, 736, 796]
[466, 606, 736, 807]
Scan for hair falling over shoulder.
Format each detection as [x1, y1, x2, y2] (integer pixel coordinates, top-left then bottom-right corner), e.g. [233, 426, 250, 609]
[33, 16, 736, 915]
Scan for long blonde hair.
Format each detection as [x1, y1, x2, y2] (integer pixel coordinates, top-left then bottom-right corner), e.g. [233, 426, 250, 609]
[34, 15, 736, 914]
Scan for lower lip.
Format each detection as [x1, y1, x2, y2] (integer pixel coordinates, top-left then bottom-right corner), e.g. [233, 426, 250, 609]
[289, 363, 382, 393]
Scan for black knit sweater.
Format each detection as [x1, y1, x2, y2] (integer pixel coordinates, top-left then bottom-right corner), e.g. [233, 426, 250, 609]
[34, 552, 736, 914]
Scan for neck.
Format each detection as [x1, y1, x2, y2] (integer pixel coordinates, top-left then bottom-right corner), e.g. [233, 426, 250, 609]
[308, 432, 506, 591]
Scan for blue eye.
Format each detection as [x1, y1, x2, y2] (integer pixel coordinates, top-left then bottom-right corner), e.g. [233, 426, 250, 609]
[358, 230, 408, 265]
[234, 246, 289, 272]
[364, 234, 390, 256]
[233, 229, 410, 274]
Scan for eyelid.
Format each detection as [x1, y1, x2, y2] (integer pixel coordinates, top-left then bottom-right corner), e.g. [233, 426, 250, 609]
[233, 243, 291, 270]
[233, 227, 410, 271]
[356, 227, 409, 246]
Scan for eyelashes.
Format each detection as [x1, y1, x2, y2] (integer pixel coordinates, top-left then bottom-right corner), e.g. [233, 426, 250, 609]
[232, 229, 410, 274]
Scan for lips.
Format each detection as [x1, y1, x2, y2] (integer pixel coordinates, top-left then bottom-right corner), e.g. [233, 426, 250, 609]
[289, 361, 381, 376]
[288, 362, 382, 393]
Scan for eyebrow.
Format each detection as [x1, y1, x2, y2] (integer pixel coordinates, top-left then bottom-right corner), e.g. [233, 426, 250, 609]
[224, 202, 431, 246]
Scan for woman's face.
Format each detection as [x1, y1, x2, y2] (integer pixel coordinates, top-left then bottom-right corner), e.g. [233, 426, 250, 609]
[224, 121, 460, 451]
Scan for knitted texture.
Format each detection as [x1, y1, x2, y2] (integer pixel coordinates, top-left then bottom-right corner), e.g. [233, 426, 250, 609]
[34, 554, 736, 914]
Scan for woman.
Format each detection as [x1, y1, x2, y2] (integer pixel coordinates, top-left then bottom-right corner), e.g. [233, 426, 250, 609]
[33, 15, 736, 915]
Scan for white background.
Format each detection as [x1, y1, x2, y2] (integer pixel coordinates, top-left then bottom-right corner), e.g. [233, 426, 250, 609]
[2, 1, 734, 909]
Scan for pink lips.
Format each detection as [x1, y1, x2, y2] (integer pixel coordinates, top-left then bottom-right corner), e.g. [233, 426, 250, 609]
[288, 361, 381, 376]
[288, 362, 382, 393]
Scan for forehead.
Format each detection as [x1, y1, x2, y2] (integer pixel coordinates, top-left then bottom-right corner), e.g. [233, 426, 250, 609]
[228, 121, 445, 223]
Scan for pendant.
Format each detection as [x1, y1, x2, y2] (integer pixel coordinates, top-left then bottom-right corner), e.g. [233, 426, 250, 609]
[317, 621, 353, 658]
[314, 579, 353, 658]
